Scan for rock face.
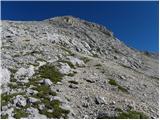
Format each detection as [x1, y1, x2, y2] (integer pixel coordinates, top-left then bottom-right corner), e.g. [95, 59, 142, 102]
[1, 16, 159, 119]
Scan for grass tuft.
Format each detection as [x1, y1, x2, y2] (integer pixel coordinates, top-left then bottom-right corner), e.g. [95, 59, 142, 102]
[117, 110, 149, 119]
[108, 79, 128, 93]
[39, 65, 63, 84]
[13, 108, 28, 119]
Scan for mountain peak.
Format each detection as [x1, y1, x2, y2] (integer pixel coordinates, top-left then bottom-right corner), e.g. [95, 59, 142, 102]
[1, 16, 158, 119]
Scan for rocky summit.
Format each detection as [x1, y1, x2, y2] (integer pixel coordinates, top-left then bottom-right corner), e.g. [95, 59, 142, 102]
[0, 16, 159, 119]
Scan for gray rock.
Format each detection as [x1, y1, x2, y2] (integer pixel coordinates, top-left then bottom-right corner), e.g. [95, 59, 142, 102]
[67, 56, 85, 67]
[14, 65, 35, 83]
[26, 107, 47, 119]
[13, 95, 26, 107]
[39, 79, 53, 86]
[1, 68, 11, 85]
[95, 96, 106, 104]
[27, 97, 39, 103]
[38, 104, 45, 110]
[83, 78, 95, 83]
[58, 62, 72, 74]
[26, 88, 38, 95]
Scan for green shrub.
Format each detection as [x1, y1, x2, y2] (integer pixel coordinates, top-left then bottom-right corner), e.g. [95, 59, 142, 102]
[33, 85, 56, 98]
[39, 65, 63, 83]
[108, 79, 118, 86]
[108, 79, 128, 93]
[39, 100, 70, 118]
[117, 110, 149, 119]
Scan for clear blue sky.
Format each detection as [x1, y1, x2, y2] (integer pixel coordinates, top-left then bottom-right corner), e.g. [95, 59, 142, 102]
[1, 1, 159, 52]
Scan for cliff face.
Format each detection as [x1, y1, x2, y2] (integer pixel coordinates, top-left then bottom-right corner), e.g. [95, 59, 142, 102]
[1, 16, 159, 119]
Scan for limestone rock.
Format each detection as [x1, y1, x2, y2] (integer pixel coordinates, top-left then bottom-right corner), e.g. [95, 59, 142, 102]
[13, 95, 27, 107]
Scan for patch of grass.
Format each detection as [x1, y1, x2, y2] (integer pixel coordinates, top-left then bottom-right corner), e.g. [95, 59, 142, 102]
[8, 83, 18, 89]
[33, 85, 56, 98]
[108, 79, 128, 93]
[68, 80, 78, 84]
[1, 93, 25, 106]
[1, 114, 8, 119]
[118, 86, 128, 93]
[39, 64, 63, 84]
[39, 100, 70, 118]
[108, 79, 118, 86]
[117, 110, 149, 119]
[13, 108, 28, 119]
[97, 109, 148, 119]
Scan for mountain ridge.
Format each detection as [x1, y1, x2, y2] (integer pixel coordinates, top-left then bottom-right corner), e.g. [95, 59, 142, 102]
[1, 16, 159, 119]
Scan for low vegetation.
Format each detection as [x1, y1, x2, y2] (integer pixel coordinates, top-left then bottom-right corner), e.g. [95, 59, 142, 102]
[117, 110, 148, 119]
[98, 108, 148, 119]
[108, 79, 128, 93]
[1, 114, 8, 119]
[39, 64, 63, 84]
[13, 108, 28, 119]
[39, 100, 70, 118]
[1, 93, 25, 106]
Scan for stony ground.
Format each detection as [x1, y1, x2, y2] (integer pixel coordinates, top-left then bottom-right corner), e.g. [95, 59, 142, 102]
[0, 16, 159, 119]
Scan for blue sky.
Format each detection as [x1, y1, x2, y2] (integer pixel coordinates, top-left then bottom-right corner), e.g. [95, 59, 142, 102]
[1, 1, 159, 52]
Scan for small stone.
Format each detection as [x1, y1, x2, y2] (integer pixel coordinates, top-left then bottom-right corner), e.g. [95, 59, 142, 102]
[95, 96, 106, 104]
[69, 84, 79, 89]
[26, 88, 38, 95]
[83, 78, 95, 83]
[43, 79, 53, 86]
[27, 97, 39, 103]
[47, 109, 53, 113]
[38, 104, 45, 110]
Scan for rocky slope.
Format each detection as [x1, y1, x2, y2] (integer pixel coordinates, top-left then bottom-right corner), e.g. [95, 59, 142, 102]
[0, 16, 159, 119]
